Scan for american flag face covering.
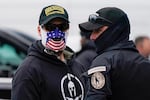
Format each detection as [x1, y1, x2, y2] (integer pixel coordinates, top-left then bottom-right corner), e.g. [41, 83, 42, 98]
[41, 28, 66, 52]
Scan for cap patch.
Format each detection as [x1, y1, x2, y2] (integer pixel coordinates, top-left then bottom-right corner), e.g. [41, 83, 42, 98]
[91, 72, 105, 89]
[45, 5, 65, 16]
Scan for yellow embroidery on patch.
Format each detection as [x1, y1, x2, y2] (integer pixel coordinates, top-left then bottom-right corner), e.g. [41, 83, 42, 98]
[45, 6, 65, 16]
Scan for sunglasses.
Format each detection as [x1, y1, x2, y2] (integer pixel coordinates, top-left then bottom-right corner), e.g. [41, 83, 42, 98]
[88, 14, 113, 24]
[42, 22, 69, 31]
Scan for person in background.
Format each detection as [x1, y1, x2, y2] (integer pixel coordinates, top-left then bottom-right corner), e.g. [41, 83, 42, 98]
[12, 5, 84, 100]
[79, 7, 150, 100]
[74, 28, 97, 93]
[76, 29, 97, 70]
[135, 36, 150, 58]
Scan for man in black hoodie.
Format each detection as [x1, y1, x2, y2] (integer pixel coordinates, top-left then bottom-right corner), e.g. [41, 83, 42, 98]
[12, 5, 84, 100]
[79, 7, 150, 100]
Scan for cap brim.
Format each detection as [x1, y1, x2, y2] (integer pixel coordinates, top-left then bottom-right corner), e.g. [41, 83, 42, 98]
[41, 15, 69, 25]
[79, 21, 103, 31]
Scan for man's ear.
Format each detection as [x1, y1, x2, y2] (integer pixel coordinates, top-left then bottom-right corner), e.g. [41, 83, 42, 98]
[37, 25, 41, 36]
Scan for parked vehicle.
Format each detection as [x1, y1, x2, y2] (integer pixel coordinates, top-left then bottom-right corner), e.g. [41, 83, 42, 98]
[0, 28, 36, 99]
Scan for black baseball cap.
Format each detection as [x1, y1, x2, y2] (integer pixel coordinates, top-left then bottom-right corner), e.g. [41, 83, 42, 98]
[39, 5, 69, 25]
[79, 7, 126, 31]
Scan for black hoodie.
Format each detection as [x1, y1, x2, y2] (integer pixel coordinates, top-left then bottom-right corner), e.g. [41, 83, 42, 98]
[12, 40, 84, 100]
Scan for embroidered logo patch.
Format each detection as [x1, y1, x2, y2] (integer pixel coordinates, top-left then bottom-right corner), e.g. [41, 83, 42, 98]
[91, 72, 105, 89]
[45, 5, 65, 16]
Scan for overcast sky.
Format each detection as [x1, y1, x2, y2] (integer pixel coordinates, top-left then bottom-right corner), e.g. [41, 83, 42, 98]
[0, 0, 150, 51]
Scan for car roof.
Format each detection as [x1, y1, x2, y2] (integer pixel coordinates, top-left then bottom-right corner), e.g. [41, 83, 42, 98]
[0, 28, 36, 53]
[0, 28, 36, 44]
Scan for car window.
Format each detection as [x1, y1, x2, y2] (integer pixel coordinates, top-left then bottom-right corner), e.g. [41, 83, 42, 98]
[0, 43, 26, 77]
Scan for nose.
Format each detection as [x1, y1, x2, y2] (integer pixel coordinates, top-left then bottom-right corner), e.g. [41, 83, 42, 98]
[90, 31, 98, 40]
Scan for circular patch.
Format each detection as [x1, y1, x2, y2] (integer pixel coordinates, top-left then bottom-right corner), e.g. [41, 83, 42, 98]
[91, 72, 105, 89]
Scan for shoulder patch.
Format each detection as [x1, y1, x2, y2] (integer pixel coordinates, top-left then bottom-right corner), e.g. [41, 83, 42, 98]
[91, 72, 105, 89]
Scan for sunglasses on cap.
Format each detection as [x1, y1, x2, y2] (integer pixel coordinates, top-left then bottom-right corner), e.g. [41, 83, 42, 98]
[42, 22, 69, 31]
[88, 14, 113, 24]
